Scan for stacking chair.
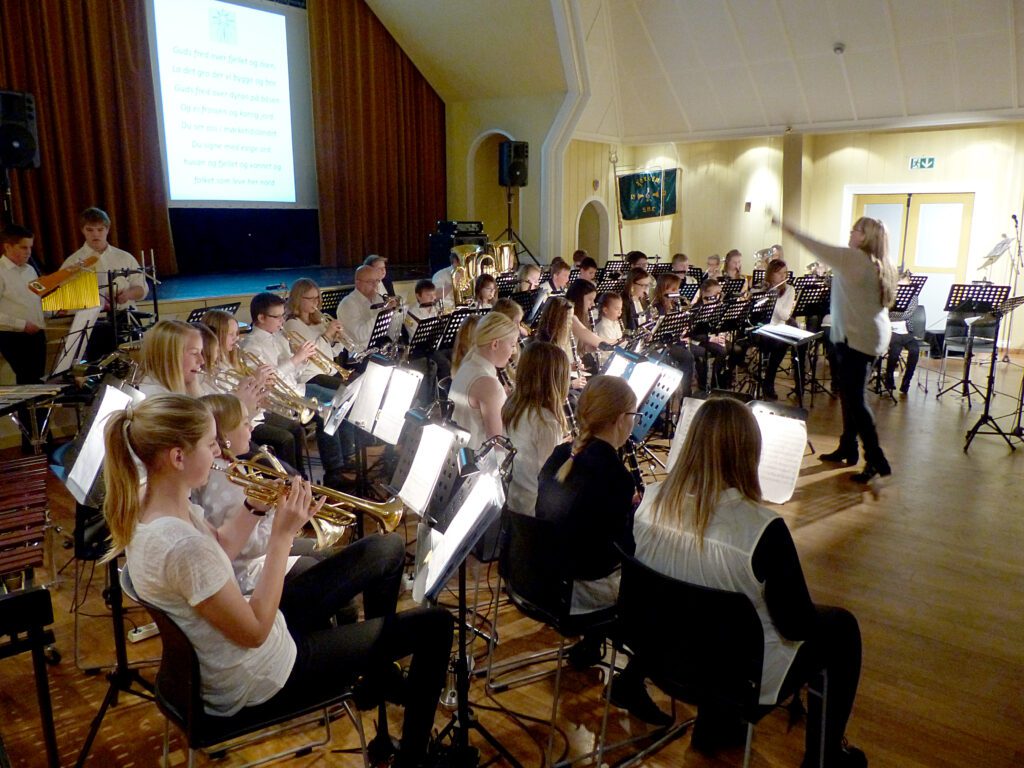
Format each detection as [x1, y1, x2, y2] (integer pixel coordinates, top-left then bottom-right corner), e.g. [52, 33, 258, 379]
[489, 510, 618, 766]
[597, 553, 828, 768]
[123, 569, 368, 768]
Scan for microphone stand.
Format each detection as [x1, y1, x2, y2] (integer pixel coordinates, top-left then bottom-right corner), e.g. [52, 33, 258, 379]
[1002, 210, 1024, 363]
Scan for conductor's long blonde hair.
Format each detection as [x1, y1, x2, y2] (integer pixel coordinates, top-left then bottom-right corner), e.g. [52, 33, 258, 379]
[651, 397, 762, 548]
[101, 395, 213, 562]
[555, 375, 635, 482]
[852, 216, 898, 308]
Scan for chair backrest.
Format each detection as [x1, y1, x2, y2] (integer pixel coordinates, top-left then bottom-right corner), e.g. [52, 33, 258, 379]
[500, 510, 574, 626]
[617, 552, 764, 710]
[910, 304, 927, 342]
[126, 584, 204, 734]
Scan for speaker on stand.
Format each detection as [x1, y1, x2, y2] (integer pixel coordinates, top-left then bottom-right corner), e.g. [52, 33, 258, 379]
[0, 90, 41, 229]
[496, 140, 538, 265]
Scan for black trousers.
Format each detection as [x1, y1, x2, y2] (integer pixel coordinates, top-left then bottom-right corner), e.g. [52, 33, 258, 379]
[265, 534, 454, 763]
[778, 605, 862, 765]
[0, 330, 46, 383]
[834, 342, 888, 470]
[252, 412, 306, 476]
[884, 333, 919, 388]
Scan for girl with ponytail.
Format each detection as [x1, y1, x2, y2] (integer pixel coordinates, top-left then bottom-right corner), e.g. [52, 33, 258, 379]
[449, 311, 518, 450]
[533, 376, 671, 726]
[105, 394, 452, 765]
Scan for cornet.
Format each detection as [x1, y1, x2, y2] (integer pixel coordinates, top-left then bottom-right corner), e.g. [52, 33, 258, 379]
[217, 448, 404, 549]
[284, 328, 352, 381]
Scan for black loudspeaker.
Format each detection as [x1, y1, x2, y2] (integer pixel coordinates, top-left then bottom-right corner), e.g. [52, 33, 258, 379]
[0, 91, 40, 170]
[498, 141, 528, 187]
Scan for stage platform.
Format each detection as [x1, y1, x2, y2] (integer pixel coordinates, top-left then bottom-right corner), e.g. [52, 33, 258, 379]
[155, 263, 429, 301]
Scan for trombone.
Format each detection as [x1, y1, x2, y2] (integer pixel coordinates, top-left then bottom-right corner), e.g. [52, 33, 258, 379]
[217, 448, 404, 549]
[283, 328, 352, 382]
[236, 348, 321, 424]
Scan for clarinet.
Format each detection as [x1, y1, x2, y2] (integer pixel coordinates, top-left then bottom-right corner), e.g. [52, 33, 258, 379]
[623, 436, 645, 497]
[563, 397, 579, 439]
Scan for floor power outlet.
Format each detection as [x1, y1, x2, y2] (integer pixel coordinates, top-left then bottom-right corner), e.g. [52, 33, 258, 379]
[128, 622, 160, 643]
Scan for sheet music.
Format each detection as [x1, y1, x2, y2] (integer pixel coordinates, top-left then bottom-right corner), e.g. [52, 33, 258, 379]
[667, 397, 706, 468]
[67, 385, 133, 504]
[626, 361, 661, 404]
[399, 424, 456, 515]
[753, 410, 806, 504]
[423, 473, 500, 600]
[373, 367, 424, 445]
[52, 306, 102, 375]
[666, 397, 805, 504]
[347, 361, 392, 431]
[324, 378, 360, 436]
[605, 352, 630, 378]
[755, 323, 817, 342]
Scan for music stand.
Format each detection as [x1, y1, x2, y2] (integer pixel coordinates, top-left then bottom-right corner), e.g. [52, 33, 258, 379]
[689, 299, 726, 336]
[964, 295, 1024, 452]
[595, 276, 625, 294]
[719, 297, 752, 333]
[721, 277, 746, 298]
[752, 269, 793, 285]
[748, 292, 779, 326]
[648, 262, 671, 276]
[603, 259, 626, 277]
[751, 325, 823, 408]
[495, 272, 518, 298]
[408, 315, 445, 353]
[51, 306, 102, 378]
[507, 289, 538, 317]
[650, 310, 692, 344]
[936, 283, 1010, 403]
[792, 279, 831, 318]
[366, 307, 397, 351]
[679, 282, 699, 303]
[66, 384, 143, 505]
[435, 309, 485, 352]
[419, 457, 521, 768]
[320, 288, 348, 315]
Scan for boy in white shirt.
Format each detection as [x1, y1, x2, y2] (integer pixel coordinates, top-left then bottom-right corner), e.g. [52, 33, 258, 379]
[0, 225, 46, 383]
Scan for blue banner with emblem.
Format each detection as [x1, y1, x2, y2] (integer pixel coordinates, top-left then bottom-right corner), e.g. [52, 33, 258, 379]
[618, 169, 677, 220]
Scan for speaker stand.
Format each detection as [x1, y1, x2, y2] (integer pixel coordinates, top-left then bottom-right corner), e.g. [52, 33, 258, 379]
[1, 168, 13, 229]
[496, 185, 539, 266]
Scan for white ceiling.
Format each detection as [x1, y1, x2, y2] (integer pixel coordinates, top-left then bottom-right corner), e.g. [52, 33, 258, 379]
[366, 0, 1024, 143]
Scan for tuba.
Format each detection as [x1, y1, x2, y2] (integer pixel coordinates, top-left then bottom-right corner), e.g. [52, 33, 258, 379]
[450, 245, 482, 306]
[485, 241, 518, 274]
[219, 448, 404, 549]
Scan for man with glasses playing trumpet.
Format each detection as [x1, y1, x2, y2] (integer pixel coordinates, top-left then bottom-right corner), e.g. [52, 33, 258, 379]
[241, 292, 352, 488]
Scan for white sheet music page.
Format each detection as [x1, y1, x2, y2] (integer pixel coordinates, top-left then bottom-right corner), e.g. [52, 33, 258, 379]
[348, 361, 392, 431]
[424, 474, 496, 598]
[753, 410, 806, 504]
[627, 361, 661, 405]
[67, 385, 133, 504]
[398, 424, 454, 515]
[666, 397, 706, 469]
[373, 367, 424, 445]
[756, 323, 816, 342]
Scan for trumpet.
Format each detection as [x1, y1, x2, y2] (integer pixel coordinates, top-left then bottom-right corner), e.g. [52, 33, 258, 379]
[284, 328, 352, 381]
[237, 348, 321, 424]
[217, 448, 404, 549]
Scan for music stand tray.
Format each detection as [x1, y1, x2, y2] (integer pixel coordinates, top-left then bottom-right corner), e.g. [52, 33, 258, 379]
[679, 283, 699, 303]
[366, 307, 397, 350]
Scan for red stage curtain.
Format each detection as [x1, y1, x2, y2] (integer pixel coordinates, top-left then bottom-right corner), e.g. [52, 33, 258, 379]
[308, 0, 447, 267]
[0, 1, 177, 275]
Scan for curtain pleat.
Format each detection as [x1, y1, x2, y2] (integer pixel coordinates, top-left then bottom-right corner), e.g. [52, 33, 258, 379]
[308, 0, 446, 267]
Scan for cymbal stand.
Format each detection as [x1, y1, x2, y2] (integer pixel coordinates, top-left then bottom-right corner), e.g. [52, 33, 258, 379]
[964, 310, 1016, 452]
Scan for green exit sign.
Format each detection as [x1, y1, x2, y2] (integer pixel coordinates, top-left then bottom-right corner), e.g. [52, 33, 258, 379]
[909, 156, 936, 170]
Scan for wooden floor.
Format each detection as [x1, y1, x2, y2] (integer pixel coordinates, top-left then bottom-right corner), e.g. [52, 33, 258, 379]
[1, 355, 1023, 767]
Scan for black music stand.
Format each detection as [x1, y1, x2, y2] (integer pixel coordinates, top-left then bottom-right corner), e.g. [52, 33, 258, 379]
[648, 262, 671, 276]
[936, 283, 1010, 404]
[718, 297, 752, 333]
[74, 557, 155, 767]
[366, 307, 397, 351]
[595, 276, 625, 294]
[603, 259, 626, 277]
[748, 292, 778, 326]
[507, 289, 538, 317]
[689, 299, 726, 336]
[686, 265, 703, 283]
[679, 282, 699, 303]
[422, 461, 521, 768]
[792, 280, 832, 403]
[409, 316, 446, 353]
[319, 288, 348, 315]
[650, 310, 692, 344]
[495, 272, 518, 297]
[435, 309, 484, 352]
[752, 269, 793, 285]
[721, 277, 746, 298]
[964, 295, 1024, 452]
